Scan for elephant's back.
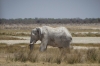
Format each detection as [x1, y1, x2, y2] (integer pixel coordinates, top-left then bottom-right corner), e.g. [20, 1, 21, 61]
[41, 26, 72, 39]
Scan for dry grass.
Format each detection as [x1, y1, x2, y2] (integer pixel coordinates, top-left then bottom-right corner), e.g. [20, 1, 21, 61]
[0, 32, 30, 36]
[0, 43, 100, 64]
[0, 62, 100, 66]
[0, 29, 30, 36]
[1, 30, 100, 37]
[72, 43, 100, 47]
[0, 35, 24, 40]
[0, 24, 100, 65]
[72, 33, 100, 37]
[0, 25, 100, 37]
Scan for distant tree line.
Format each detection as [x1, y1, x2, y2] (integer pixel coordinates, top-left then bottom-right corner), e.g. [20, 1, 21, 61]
[0, 18, 100, 24]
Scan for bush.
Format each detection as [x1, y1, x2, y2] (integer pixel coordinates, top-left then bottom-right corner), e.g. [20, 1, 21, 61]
[66, 52, 82, 64]
[28, 51, 38, 62]
[5, 44, 100, 64]
[86, 49, 98, 63]
[14, 51, 28, 62]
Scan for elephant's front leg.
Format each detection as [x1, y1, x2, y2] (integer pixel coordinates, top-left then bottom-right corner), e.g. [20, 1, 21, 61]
[39, 35, 48, 51]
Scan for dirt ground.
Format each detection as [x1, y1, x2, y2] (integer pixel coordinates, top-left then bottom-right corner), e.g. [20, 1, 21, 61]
[0, 61, 100, 66]
[0, 36, 100, 44]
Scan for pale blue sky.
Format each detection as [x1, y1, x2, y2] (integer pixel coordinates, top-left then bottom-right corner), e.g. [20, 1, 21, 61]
[0, 0, 100, 19]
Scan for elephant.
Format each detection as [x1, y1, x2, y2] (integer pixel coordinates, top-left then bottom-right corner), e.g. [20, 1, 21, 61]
[29, 26, 72, 51]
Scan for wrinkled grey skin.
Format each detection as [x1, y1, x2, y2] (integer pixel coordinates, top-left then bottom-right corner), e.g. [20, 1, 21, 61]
[30, 26, 72, 51]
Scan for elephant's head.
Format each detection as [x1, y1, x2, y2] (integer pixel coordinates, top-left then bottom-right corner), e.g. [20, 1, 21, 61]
[29, 28, 42, 51]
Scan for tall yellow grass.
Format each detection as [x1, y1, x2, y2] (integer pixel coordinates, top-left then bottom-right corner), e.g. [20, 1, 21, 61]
[0, 44, 99, 64]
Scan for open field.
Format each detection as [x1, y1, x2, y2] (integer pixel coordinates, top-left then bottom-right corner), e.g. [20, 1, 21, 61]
[0, 43, 100, 66]
[0, 24, 100, 65]
[0, 24, 100, 37]
[0, 35, 24, 40]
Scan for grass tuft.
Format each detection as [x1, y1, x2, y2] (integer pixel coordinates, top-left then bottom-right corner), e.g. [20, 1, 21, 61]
[0, 44, 100, 64]
[86, 49, 99, 63]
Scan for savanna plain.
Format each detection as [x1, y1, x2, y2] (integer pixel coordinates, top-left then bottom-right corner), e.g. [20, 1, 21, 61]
[0, 24, 100, 66]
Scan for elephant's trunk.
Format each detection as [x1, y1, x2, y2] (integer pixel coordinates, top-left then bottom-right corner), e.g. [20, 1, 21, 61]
[29, 44, 34, 51]
[30, 31, 34, 51]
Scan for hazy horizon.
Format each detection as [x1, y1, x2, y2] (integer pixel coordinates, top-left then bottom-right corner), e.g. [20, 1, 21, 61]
[0, 0, 100, 19]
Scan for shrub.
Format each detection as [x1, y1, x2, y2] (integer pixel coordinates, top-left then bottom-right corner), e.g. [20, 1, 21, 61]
[5, 44, 100, 64]
[14, 51, 28, 62]
[86, 49, 98, 63]
[66, 53, 82, 64]
[28, 51, 38, 62]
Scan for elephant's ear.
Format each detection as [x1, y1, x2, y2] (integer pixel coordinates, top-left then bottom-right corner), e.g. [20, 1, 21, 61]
[36, 27, 42, 40]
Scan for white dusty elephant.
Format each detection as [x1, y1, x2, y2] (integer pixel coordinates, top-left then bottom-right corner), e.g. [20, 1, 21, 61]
[29, 26, 72, 51]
